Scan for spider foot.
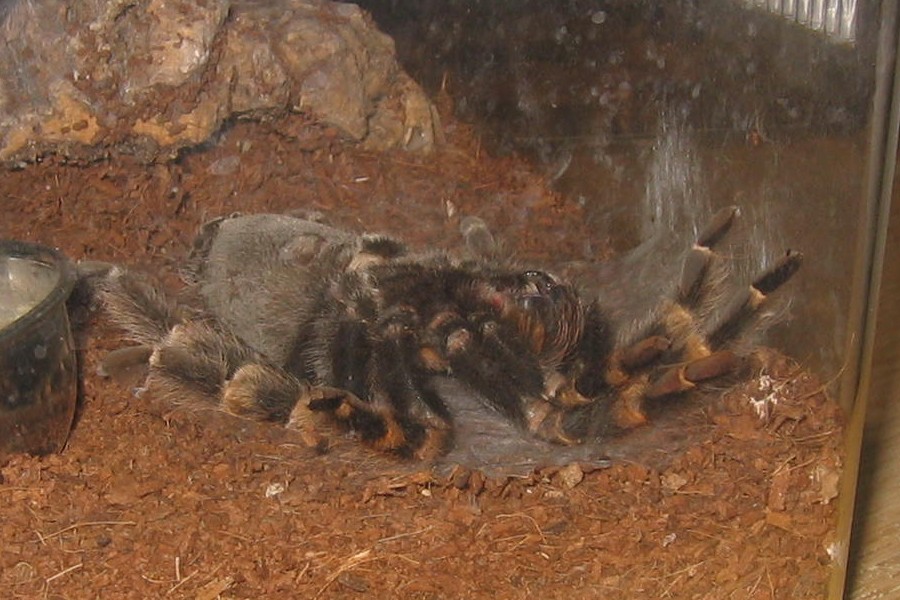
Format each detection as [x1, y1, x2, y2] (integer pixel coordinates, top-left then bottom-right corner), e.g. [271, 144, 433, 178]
[543, 372, 593, 408]
[283, 386, 353, 452]
[646, 350, 738, 399]
[221, 362, 307, 423]
[306, 389, 452, 460]
[710, 250, 803, 347]
[526, 398, 583, 445]
[98, 344, 153, 384]
[139, 321, 261, 411]
[610, 390, 649, 430]
[619, 335, 672, 371]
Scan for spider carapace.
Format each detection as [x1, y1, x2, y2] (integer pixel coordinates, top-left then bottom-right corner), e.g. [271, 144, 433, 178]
[99, 208, 801, 460]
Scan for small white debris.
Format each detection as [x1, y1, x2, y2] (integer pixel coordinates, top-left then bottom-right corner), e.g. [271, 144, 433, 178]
[826, 540, 845, 565]
[265, 482, 286, 498]
[661, 471, 688, 492]
[749, 372, 785, 421]
[554, 26, 568, 43]
[662, 533, 677, 547]
[811, 464, 841, 504]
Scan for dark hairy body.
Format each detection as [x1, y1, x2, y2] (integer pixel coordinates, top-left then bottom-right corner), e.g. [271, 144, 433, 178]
[99, 209, 801, 460]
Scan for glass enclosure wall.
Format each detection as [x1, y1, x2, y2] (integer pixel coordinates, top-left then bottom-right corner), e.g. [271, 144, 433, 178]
[2, 0, 893, 597]
[357, 0, 876, 385]
[353, 1, 891, 597]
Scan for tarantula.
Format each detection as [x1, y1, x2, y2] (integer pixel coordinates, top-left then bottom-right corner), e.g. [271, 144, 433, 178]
[99, 209, 801, 460]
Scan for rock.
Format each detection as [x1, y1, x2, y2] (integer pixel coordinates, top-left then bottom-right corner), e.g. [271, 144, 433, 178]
[660, 470, 688, 492]
[555, 463, 585, 489]
[0, 0, 437, 164]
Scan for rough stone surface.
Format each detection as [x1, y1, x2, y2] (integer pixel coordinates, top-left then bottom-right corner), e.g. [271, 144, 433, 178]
[0, 0, 437, 163]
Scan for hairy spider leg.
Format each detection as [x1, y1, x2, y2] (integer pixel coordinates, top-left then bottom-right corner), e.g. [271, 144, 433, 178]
[102, 268, 338, 447]
[603, 206, 744, 428]
[707, 250, 803, 349]
[305, 264, 579, 452]
[645, 249, 802, 399]
[101, 267, 186, 345]
[290, 275, 457, 459]
[367, 309, 454, 458]
[444, 320, 545, 417]
[313, 304, 454, 459]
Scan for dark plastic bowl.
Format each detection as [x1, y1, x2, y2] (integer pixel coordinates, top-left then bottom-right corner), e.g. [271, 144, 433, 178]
[0, 240, 77, 458]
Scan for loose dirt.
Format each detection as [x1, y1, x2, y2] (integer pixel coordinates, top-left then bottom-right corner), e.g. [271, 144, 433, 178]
[0, 112, 841, 598]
